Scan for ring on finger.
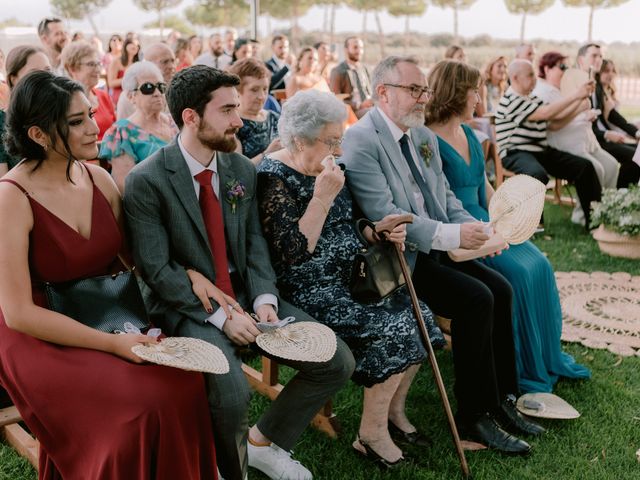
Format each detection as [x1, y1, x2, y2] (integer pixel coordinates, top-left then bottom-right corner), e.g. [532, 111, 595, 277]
[232, 303, 241, 310]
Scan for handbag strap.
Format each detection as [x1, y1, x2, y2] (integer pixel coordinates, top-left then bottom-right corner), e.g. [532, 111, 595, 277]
[354, 218, 380, 247]
[116, 253, 135, 273]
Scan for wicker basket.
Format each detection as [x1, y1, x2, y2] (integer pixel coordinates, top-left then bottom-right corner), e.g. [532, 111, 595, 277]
[592, 225, 640, 259]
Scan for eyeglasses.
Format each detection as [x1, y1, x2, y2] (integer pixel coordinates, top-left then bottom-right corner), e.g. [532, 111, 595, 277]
[384, 83, 434, 99]
[80, 61, 101, 69]
[134, 82, 167, 95]
[557, 63, 569, 71]
[319, 137, 343, 151]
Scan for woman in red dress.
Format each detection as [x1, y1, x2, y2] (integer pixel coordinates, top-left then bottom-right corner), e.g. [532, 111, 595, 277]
[107, 37, 139, 105]
[0, 70, 217, 480]
[62, 41, 116, 140]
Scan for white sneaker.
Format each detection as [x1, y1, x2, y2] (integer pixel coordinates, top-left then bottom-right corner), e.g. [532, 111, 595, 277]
[248, 442, 313, 480]
[571, 205, 586, 227]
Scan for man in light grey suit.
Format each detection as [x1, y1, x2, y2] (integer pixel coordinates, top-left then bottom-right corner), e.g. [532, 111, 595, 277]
[341, 56, 543, 455]
[123, 65, 354, 480]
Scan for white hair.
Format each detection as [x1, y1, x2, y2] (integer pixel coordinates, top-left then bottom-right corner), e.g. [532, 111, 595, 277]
[371, 56, 419, 101]
[121, 61, 163, 92]
[278, 90, 347, 150]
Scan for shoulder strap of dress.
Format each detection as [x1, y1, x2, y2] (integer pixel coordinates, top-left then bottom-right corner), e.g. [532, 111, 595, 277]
[0, 178, 29, 196]
[81, 162, 95, 184]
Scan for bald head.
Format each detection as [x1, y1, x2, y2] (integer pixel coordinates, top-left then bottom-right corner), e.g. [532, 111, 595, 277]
[508, 59, 536, 95]
[143, 43, 175, 83]
[515, 44, 535, 63]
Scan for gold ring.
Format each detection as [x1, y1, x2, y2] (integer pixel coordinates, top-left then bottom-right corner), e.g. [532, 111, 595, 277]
[232, 303, 240, 310]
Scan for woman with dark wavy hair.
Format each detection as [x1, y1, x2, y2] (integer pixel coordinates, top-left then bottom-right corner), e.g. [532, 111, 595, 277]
[0, 70, 217, 479]
[426, 60, 590, 395]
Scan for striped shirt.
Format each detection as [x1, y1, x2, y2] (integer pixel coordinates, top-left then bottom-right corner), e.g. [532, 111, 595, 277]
[495, 91, 548, 158]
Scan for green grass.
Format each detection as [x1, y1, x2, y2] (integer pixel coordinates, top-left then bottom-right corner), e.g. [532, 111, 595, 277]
[2, 202, 639, 480]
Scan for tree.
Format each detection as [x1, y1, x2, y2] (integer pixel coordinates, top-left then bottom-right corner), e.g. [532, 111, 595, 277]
[431, 0, 477, 42]
[562, 0, 630, 41]
[50, 0, 112, 35]
[345, 0, 387, 57]
[504, 0, 554, 42]
[184, 0, 249, 30]
[388, 0, 427, 52]
[0, 17, 31, 29]
[132, 0, 183, 39]
[261, 0, 313, 48]
[316, 0, 342, 45]
[144, 14, 195, 35]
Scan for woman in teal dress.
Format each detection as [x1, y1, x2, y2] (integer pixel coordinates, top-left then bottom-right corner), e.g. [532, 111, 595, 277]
[426, 60, 590, 393]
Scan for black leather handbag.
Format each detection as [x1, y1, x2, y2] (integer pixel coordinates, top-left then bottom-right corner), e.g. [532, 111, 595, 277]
[44, 256, 150, 334]
[349, 219, 405, 303]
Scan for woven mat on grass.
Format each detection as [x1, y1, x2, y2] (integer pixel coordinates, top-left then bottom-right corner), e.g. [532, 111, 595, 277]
[556, 272, 640, 357]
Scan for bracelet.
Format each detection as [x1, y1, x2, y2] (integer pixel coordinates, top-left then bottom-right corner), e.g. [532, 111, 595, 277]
[311, 196, 330, 215]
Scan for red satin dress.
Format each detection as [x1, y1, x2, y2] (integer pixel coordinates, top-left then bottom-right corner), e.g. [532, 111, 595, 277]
[0, 171, 217, 480]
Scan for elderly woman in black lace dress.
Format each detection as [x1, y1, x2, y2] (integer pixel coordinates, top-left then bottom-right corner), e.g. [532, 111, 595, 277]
[256, 89, 445, 468]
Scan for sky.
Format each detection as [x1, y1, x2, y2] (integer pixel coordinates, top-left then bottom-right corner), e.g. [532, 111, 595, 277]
[2, 0, 640, 44]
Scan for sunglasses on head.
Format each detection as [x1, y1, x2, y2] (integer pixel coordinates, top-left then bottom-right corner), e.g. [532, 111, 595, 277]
[134, 82, 167, 95]
[557, 63, 568, 71]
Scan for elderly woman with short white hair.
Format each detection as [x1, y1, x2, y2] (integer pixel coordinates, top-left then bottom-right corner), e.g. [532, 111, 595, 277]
[256, 90, 445, 468]
[99, 61, 177, 192]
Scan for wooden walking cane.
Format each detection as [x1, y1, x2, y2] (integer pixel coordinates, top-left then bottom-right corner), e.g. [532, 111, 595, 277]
[375, 214, 471, 478]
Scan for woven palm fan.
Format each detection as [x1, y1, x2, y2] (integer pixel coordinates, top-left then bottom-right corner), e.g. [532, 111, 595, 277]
[488, 174, 546, 244]
[256, 321, 337, 362]
[132, 337, 230, 374]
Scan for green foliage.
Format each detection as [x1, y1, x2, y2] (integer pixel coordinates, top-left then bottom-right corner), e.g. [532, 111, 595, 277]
[504, 0, 555, 15]
[50, 0, 112, 20]
[431, 0, 477, 10]
[562, 0, 630, 8]
[184, 0, 249, 28]
[0, 17, 31, 28]
[132, 0, 183, 13]
[143, 14, 195, 34]
[388, 0, 427, 18]
[590, 185, 640, 236]
[261, 0, 313, 20]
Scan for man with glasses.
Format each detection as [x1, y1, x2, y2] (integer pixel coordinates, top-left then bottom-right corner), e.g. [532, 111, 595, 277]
[342, 56, 541, 455]
[330, 36, 373, 119]
[38, 17, 68, 72]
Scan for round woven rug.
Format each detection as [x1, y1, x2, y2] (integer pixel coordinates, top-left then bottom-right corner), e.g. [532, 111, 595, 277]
[556, 272, 640, 357]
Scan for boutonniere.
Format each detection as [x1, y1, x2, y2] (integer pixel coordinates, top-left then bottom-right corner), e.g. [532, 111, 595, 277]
[225, 179, 246, 213]
[419, 141, 433, 167]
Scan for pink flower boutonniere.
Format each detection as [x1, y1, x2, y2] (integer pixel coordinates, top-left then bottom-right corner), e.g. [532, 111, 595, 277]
[225, 179, 246, 213]
[420, 141, 433, 168]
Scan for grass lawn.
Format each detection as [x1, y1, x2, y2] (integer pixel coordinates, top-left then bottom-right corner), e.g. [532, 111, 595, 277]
[2, 202, 639, 480]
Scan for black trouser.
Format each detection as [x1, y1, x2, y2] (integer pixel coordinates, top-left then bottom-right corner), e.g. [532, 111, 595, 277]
[412, 252, 517, 422]
[502, 147, 602, 228]
[598, 140, 640, 188]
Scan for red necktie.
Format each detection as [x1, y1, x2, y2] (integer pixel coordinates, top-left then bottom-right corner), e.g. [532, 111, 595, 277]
[194, 170, 235, 299]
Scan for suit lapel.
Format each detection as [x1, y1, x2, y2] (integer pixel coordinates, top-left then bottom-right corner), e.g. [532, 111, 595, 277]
[165, 142, 210, 246]
[370, 110, 420, 213]
[217, 153, 241, 269]
[409, 130, 447, 219]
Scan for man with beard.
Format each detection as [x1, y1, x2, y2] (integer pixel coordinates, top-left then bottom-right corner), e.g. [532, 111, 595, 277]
[123, 65, 354, 480]
[265, 34, 291, 92]
[330, 36, 373, 118]
[37, 17, 68, 72]
[195, 33, 232, 70]
[342, 56, 542, 455]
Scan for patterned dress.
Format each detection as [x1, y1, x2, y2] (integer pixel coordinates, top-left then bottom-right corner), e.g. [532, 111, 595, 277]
[237, 110, 280, 160]
[257, 156, 445, 387]
[99, 119, 177, 165]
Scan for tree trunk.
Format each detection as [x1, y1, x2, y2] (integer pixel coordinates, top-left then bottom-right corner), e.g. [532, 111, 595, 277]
[158, 8, 164, 40]
[323, 4, 329, 33]
[330, 3, 336, 45]
[404, 15, 410, 53]
[266, 15, 272, 38]
[520, 12, 526, 43]
[362, 11, 367, 35]
[374, 10, 385, 58]
[453, 6, 458, 42]
[87, 14, 99, 36]
[292, 3, 300, 50]
[587, 5, 594, 42]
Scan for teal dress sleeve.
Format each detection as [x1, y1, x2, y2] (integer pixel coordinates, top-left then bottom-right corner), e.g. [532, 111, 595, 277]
[99, 120, 140, 163]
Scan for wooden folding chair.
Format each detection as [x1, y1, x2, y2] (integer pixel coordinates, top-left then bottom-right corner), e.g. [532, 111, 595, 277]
[0, 406, 39, 469]
[242, 357, 340, 438]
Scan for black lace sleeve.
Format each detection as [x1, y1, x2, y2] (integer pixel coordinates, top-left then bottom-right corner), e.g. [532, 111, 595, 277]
[257, 171, 313, 266]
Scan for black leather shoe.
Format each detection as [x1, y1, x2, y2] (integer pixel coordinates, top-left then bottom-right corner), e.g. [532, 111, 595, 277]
[458, 413, 531, 455]
[388, 421, 431, 447]
[498, 395, 546, 436]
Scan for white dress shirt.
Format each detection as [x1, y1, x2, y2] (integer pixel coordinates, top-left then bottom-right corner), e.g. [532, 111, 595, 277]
[178, 135, 277, 329]
[377, 107, 461, 250]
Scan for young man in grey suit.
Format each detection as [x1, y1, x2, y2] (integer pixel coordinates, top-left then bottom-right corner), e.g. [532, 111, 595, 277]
[123, 65, 354, 480]
[341, 56, 543, 455]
